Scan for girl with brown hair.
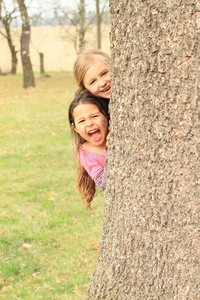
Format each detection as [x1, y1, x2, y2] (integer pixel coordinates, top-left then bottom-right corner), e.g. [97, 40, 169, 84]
[68, 91, 109, 208]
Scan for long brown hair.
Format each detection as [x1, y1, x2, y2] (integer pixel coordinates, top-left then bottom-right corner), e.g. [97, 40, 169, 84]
[68, 91, 109, 208]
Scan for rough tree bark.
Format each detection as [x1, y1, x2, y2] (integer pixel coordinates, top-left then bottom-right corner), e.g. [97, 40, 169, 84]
[17, 0, 35, 88]
[87, 0, 200, 299]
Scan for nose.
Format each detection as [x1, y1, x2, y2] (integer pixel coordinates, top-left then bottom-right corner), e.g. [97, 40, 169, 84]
[86, 118, 93, 127]
[99, 79, 106, 87]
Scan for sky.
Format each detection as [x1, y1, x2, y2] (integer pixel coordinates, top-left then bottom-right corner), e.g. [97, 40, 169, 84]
[1, 0, 109, 28]
[3, 0, 100, 14]
[1, 0, 108, 26]
[29, 0, 96, 11]
[2, 0, 109, 18]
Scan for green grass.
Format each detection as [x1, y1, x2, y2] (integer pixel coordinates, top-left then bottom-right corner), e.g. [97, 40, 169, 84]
[0, 72, 105, 299]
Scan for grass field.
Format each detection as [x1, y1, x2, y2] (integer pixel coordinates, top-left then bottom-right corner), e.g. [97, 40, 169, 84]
[0, 73, 105, 299]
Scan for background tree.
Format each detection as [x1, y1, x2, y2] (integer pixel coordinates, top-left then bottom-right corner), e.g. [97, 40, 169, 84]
[0, 0, 18, 74]
[53, 0, 109, 53]
[87, 0, 200, 298]
[17, 0, 35, 88]
[95, 0, 109, 49]
[96, 0, 101, 49]
[53, 0, 87, 54]
[79, 0, 86, 53]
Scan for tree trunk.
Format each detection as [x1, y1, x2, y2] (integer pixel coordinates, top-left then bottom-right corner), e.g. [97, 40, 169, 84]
[96, 0, 101, 49]
[0, 1, 18, 74]
[39, 52, 45, 75]
[10, 45, 18, 74]
[87, 0, 200, 299]
[17, 0, 35, 88]
[78, 0, 86, 53]
[3, 21, 18, 74]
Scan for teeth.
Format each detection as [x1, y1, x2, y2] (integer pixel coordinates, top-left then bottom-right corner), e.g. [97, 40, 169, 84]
[102, 87, 110, 92]
[89, 129, 97, 134]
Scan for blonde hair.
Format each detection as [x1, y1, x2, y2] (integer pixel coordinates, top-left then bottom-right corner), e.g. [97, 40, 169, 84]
[73, 49, 111, 94]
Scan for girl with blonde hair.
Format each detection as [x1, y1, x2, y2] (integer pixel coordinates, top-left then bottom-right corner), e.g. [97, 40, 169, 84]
[73, 49, 111, 99]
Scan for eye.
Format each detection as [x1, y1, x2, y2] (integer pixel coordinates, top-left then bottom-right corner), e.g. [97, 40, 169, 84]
[90, 79, 96, 85]
[78, 119, 84, 124]
[102, 70, 108, 76]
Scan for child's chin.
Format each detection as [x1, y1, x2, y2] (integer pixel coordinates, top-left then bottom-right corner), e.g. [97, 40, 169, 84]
[102, 94, 110, 99]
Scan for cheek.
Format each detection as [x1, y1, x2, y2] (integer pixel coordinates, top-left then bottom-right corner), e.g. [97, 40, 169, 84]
[101, 119, 107, 128]
[106, 74, 111, 80]
[88, 84, 98, 93]
[86, 86, 95, 94]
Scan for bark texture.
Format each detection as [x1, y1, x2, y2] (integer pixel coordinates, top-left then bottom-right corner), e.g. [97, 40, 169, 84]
[17, 0, 35, 88]
[87, 0, 200, 299]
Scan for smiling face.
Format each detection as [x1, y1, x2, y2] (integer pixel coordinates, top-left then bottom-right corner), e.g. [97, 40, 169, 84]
[83, 59, 111, 99]
[73, 103, 108, 151]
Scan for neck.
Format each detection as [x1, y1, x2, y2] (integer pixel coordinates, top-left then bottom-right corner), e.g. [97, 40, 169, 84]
[81, 142, 106, 154]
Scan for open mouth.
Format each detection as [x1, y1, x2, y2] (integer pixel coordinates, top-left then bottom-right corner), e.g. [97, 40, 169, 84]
[101, 86, 110, 93]
[88, 129, 101, 141]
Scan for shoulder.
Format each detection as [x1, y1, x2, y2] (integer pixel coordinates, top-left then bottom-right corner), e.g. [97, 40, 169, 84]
[78, 147, 104, 159]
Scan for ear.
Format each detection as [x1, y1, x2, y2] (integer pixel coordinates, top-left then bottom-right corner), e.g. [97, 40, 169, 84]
[72, 122, 78, 133]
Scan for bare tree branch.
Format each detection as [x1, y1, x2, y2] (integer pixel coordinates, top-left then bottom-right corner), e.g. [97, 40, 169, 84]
[0, 0, 19, 74]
